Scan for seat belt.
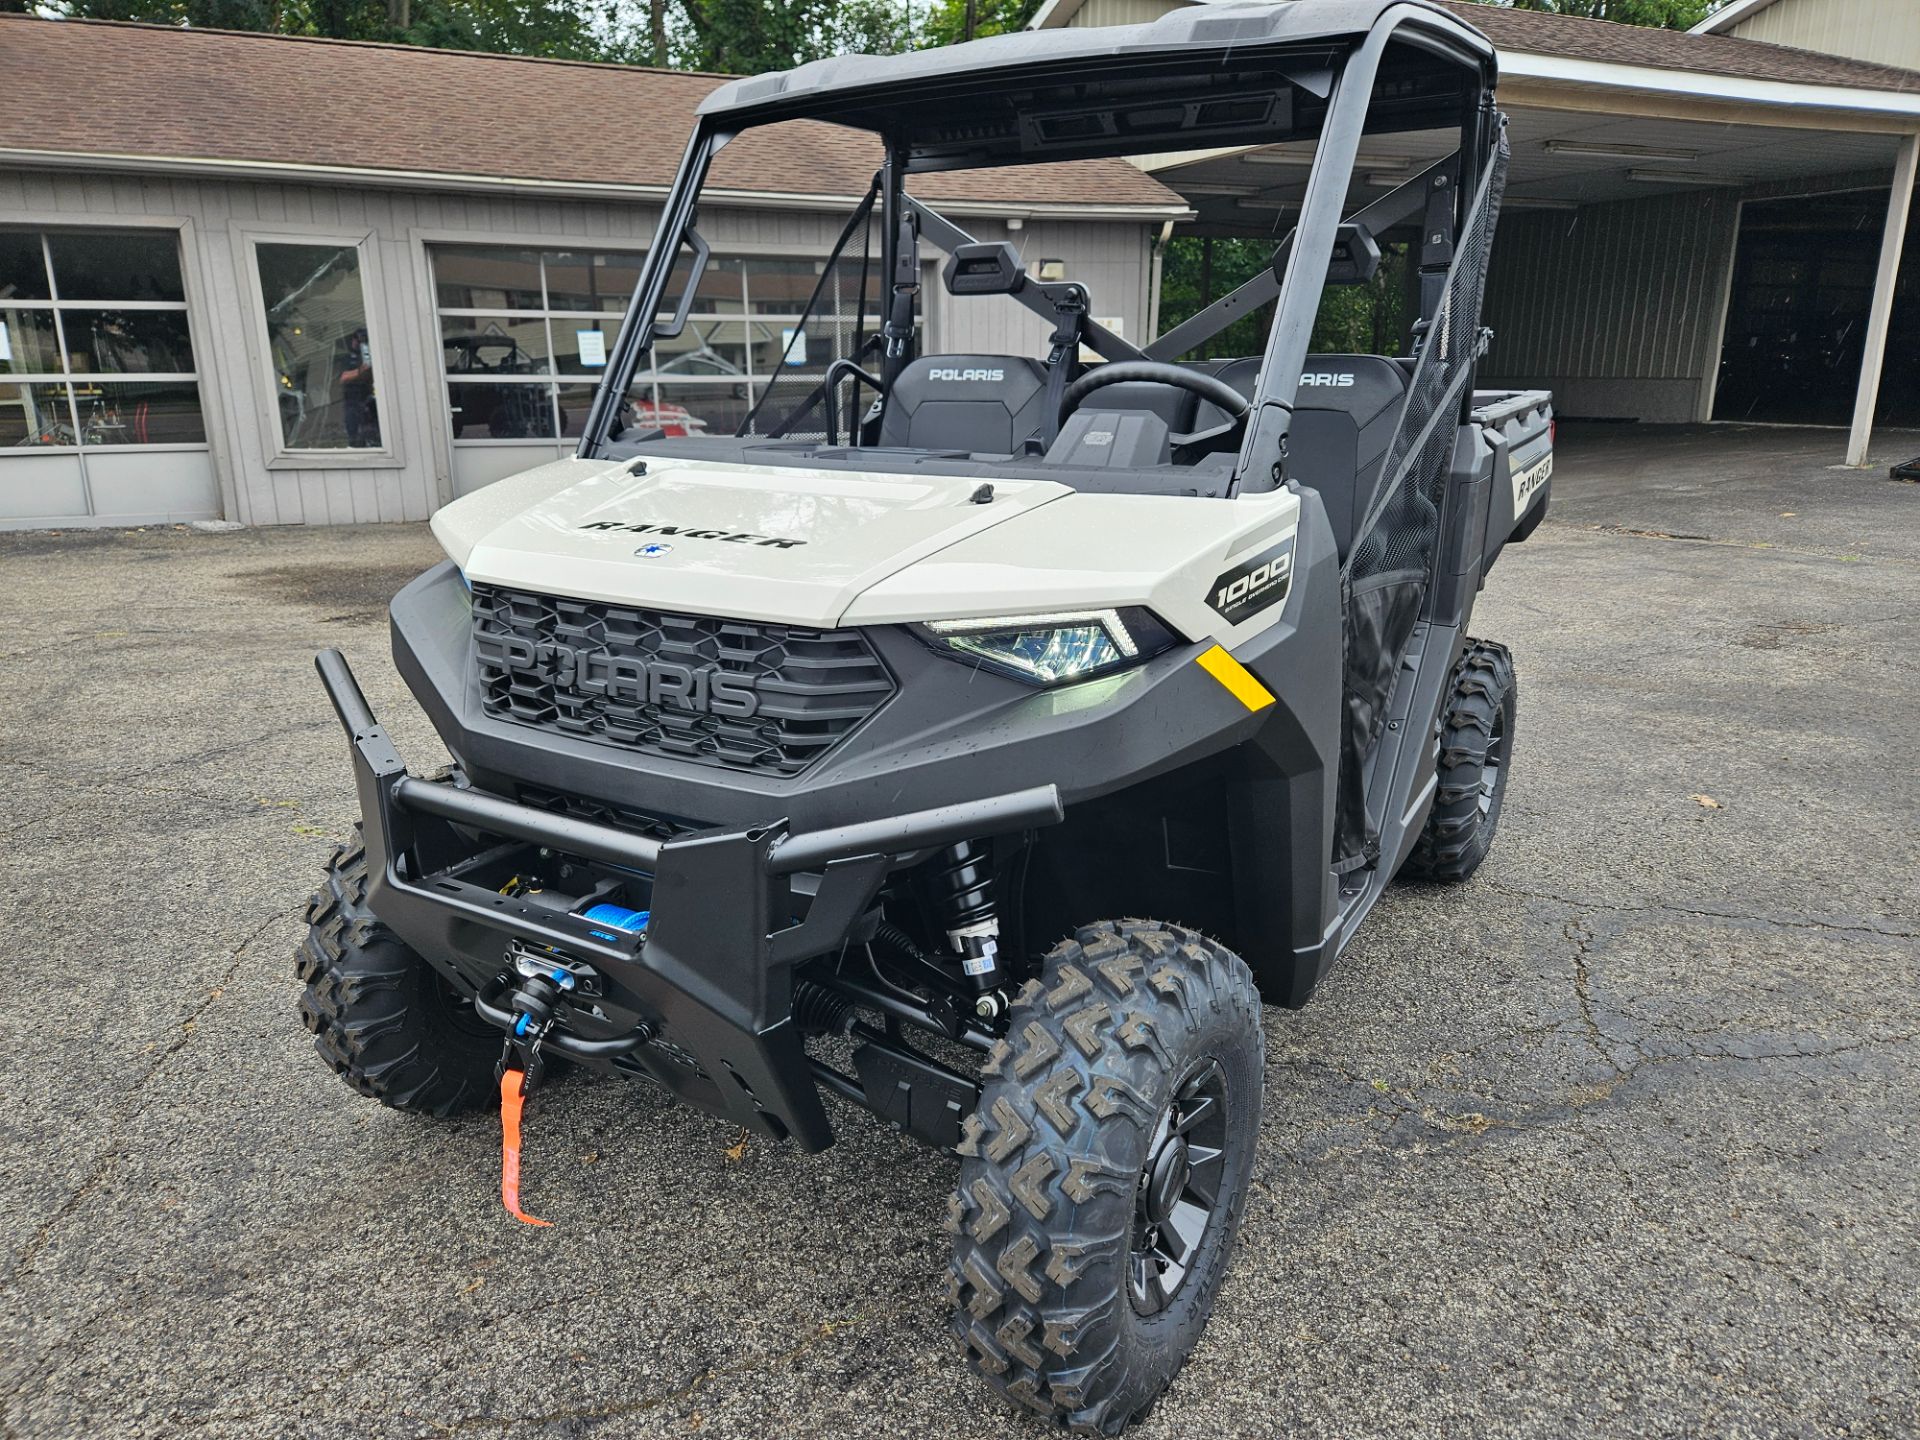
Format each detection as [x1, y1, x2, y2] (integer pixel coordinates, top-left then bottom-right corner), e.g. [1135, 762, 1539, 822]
[880, 208, 922, 392]
[1039, 283, 1088, 447]
[1410, 165, 1458, 358]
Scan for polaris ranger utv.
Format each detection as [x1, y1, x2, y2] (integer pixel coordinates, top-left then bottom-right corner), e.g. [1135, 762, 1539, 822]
[300, 1, 1552, 1429]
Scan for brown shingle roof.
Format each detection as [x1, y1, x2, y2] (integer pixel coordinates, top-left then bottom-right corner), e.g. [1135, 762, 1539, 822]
[1435, 0, 1920, 95]
[0, 15, 1185, 211]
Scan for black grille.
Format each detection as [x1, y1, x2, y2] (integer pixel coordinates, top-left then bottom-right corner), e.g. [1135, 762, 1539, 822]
[472, 584, 895, 776]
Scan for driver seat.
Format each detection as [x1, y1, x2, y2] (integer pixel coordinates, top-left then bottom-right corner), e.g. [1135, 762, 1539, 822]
[1205, 355, 1407, 560]
[878, 355, 1051, 453]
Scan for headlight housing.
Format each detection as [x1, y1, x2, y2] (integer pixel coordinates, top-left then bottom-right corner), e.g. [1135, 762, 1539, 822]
[917, 607, 1181, 687]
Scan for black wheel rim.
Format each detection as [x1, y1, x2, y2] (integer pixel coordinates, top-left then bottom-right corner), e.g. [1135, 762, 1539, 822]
[1129, 1058, 1228, 1316]
[1479, 708, 1508, 818]
[434, 972, 503, 1042]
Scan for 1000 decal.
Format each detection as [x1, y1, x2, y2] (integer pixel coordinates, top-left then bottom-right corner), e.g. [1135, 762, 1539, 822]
[1208, 534, 1296, 625]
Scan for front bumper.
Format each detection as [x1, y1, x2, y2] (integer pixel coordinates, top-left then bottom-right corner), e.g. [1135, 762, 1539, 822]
[390, 561, 1281, 836]
[315, 647, 1061, 1151]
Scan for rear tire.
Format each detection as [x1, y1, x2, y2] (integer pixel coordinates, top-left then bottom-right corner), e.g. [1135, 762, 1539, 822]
[1401, 638, 1516, 883]
[295, 831, 499, 1116]
[947, 920, 1263, 1435]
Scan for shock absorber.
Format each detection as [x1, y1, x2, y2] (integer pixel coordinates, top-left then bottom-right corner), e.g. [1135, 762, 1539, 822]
[928, 838, 1005, 1017]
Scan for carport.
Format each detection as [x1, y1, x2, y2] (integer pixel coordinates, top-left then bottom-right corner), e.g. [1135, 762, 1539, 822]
[1040, 0, 1920, 466]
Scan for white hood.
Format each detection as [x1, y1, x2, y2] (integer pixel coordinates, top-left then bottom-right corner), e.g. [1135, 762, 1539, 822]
[434, 456, 1074, 627]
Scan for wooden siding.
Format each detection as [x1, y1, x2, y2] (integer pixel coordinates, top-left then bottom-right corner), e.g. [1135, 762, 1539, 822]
[1479, 190, 1741, 422]
[0, 167, 1154, 525]
[1727, 0, 1920, 73]
[1480, 167, 1912, 422]
[926, 216, 1152, 357]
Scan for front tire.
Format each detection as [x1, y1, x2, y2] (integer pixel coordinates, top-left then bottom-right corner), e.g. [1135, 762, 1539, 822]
[295, 831, 499, 1116]
[948, 920, 1263, 1434]
[1401, 638, 1516, 883]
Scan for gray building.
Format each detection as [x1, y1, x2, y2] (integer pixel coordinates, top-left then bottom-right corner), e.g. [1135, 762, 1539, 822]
[0, 16, 1183, 529]
[1693, 0, 1920, 68]
[1035, 0, 1920, 466]
[8, 3, 1919, 534]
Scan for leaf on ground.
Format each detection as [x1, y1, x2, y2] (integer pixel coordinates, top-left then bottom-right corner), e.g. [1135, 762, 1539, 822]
[723, 1129, 750, 1164]
[461, 1278, 484, 1295]
[1690, 794, 1722, 809]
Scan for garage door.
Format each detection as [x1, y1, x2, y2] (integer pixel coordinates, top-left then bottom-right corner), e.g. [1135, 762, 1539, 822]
[0, 227, 218, 526]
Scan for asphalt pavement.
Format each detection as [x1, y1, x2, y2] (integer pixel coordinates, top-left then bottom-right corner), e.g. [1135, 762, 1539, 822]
[3, 422, 1917, 1438]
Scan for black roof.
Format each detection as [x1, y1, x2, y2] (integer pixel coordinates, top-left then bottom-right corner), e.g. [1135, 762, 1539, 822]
[697, 0, 1493, 123]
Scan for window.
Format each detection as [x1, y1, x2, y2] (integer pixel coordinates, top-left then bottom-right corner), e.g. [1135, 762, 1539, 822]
[435, 245, 641, 444]
[431, 246, 891, 445]
[254, 241, 383, 451]
[0, 228, 205, 450]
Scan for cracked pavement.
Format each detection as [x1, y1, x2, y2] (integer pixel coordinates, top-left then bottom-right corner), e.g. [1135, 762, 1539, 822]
[3, 422, 1918, 1438]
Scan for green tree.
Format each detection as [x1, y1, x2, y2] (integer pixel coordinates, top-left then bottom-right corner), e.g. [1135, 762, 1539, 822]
[400, 0, 613, 58]
[662, 0, 1025, 73]
[1157, 237, 1273, 359]
[1464, 0, 1714, 28]
[920, 0, 1043, 47]
[1156, 235, 1413, 359]
[41, 0, 1083, 67]
[670, 0, 831, 72]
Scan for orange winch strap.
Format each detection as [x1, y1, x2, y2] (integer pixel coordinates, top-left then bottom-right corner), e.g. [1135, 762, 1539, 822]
[499, 1070, 553, 1228]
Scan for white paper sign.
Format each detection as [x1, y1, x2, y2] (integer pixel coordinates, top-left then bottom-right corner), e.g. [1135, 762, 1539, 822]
[781, 327, 807, 366]
[576, 329, 607, 367]
[0, 319, 11, 364]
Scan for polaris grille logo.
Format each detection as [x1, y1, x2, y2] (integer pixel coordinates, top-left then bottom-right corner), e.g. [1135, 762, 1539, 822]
[928, 367, 1005, 382]
[476, 635, 760, 717]
[1300, 372, 1356, 387]
[579, 520, 805, 549]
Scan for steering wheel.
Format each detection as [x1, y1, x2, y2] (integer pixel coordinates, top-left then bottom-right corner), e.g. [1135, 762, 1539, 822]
[1057, 360, 1251, 451]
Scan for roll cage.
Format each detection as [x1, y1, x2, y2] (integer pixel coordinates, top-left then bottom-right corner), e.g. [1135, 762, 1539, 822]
[578, 0, 1500, 496]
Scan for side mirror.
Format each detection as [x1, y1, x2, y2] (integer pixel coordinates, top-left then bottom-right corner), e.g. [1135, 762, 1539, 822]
[1271, 220, 1381, 287]
[1326, 222, 1381, 285]
[944, 242, 1025, 296]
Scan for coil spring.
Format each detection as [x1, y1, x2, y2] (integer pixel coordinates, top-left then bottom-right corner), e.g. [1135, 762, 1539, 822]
[927, 839, 995, 932]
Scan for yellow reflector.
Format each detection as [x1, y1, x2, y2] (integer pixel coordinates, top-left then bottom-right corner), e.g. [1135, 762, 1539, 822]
[1195, 644, 1276, 712]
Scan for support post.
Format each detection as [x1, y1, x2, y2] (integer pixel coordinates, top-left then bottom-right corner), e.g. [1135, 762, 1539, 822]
[1847, 132, 1919, 467]
[1145, 219, 1174, 343]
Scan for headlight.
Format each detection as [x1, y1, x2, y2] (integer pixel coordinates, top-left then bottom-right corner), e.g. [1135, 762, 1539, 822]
[918, 607, 1180, 687]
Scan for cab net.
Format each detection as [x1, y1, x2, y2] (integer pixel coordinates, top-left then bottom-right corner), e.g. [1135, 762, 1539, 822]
[1334, 124, 1509, 871]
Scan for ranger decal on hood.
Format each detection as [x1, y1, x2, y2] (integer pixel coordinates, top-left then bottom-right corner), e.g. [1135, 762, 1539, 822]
[579, 520, 807, 549]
